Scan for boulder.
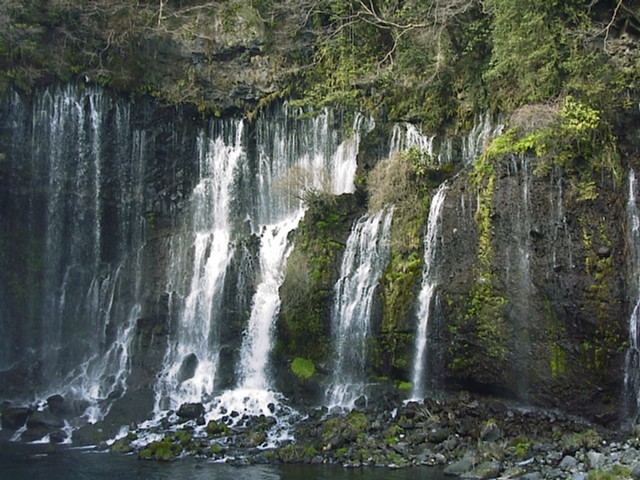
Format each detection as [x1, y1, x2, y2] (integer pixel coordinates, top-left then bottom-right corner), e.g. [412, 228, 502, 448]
[480, 420, 502, 442]
[26, 411, 64, 430]
[559, 455, 578, 470]
[463, 460, 502, 480]
[444, 457, 475, 477]
[46, 395, 67, 415]
[1, 407, 31, 430]
[176, 402, 204, 419]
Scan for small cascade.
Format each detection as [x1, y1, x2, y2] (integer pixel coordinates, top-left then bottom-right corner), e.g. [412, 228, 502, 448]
[550, 173, 574, 274]
[462, 112, 504, 165]
[389, 123, 434, 158]
[326, 209, 394, 409]
[625, 169, 640, 419]
[155, 123, 244, 410]
[410, 184, 448, 399]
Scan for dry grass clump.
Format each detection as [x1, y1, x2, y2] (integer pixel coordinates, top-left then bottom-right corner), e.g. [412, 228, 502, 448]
[508, 102, 560, 135]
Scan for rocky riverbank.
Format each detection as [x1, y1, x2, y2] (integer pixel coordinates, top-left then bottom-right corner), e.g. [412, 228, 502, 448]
[3, 391, 640, 478]
[95, 393, 640, 479]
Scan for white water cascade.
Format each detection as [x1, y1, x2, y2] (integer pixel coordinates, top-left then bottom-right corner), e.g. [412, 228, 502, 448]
[155, 105, 370, 422]
[326, 208, 394, 409]
[410, 183, 448, 399]
[389, 123, 434, 158]
[625, 169, 640, 419]
[155, 123, 245, 410]
[2, 85, 147, 425]
[462, 112, 504, 165]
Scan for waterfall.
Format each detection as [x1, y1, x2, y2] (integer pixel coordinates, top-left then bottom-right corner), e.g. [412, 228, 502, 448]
[410, 184, 447, 399]
[155, 122, 244, 410]
[0, 85, 146, 423]
[462, 112, 504, 165]
[626, 169, 640, 419]
[326, 208, 394, 409]
[389, 123, 434, 158]
[236, 214, 302, 391]
[155, 105, 369, 420]
[503, 157, 534, 398]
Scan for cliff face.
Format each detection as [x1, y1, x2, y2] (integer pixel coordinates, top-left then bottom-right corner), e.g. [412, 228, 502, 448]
[1, 1, 640, 440]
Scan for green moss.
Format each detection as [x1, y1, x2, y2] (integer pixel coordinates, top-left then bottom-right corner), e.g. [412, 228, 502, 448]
[138, 438, 179, 461]
[278, 195, 359, 361]
[397, 381, 412, 391]
[290, 357, 315, 380]
[578, 215, 625, 376]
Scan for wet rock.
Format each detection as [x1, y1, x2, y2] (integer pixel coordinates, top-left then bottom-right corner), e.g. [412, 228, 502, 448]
[1, 407, 31, 430]
[631, 464, 640, 480]
[21, 426, 50, 442]
[176, 402, 204, 419]
[354, 396, 367, 409]
[596, 247, 611, 258]
[26, 411, 65, 430]
[480, 420, 502, 442]
[110, 437, 134, 454]
[206, 419, 229, 437]
[464, 460, 502, 480]
[46, 395, 67, 415]
[176, 353, 198, 383]
[559, 455, 578, 469]
[444, 457, 476, 476]
[49, 430, 68, 443]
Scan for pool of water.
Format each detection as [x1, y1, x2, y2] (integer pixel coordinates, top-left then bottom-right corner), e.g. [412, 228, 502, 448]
[0, 442, 444, 480]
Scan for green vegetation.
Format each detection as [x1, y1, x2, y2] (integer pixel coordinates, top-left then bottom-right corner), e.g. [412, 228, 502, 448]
[290, 357, 315, 380]
[277, 194, 360, 361]
[562, 429, 602, 453]
[367, 148, 454, 375]
[449, 141, 508, 378]
[397, 381, 412, 392]
[138, 437, 180, 461]
[579, 215, 626, 375]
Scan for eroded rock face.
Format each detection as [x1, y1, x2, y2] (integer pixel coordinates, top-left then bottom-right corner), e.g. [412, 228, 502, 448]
[431, 156, 627, 422]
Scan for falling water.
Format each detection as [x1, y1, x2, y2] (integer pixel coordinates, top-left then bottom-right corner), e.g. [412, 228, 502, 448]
[410, 184, 447, 399]
[389, 123, 434, 158]
[213, 107, 370, 420]
[462, 112, 504, 165]
[0, 85, 146, 423]
[326, 209, 394, 409]
[155, 123, 244, 410]
[502, 157, 534, 398]
[155, 105, 370, 421]
[625, 169, 640, 419]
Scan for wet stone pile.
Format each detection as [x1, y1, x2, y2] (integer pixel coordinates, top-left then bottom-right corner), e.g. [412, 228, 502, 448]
[100, 394, 640, 479]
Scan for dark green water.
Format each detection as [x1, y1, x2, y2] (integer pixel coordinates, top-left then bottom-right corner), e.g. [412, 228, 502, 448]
[0, 443, 443, 480]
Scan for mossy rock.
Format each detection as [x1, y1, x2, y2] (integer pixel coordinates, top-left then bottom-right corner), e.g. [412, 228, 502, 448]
[138, 439, 179, 461]
[109, 437, 133, 454]
[206, 419, 230, 437]
[290, 357, 315, 380]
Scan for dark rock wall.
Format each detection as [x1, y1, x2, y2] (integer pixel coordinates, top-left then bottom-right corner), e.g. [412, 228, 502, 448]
[431, 157, 629, 422]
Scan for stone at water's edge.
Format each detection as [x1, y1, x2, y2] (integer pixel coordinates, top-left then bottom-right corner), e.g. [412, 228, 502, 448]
[444, 457, 475, 476]
[1, 407, 32, 430]
[177, 403, 205, 419]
